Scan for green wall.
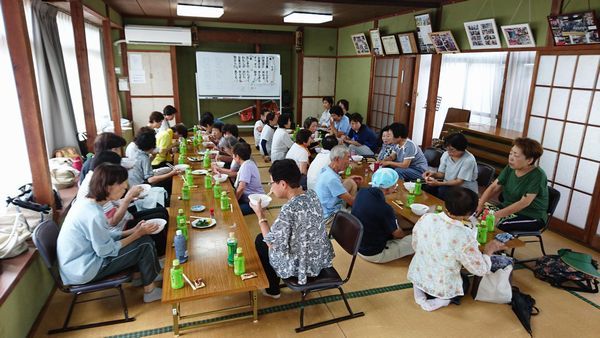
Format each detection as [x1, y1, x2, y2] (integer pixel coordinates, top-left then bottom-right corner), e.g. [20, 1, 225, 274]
[338, 21, 375, 56]
[304, 27, 337, 56]
[335, 57, 372, 117]
[0, 256, 54, 338]
[378, 9, 436, 35]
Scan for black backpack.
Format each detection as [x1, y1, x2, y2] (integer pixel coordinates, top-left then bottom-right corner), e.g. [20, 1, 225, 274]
[534, 254, 599, 293]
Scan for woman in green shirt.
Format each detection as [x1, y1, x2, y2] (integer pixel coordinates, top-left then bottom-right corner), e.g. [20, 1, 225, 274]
[477, 138, 549, 232]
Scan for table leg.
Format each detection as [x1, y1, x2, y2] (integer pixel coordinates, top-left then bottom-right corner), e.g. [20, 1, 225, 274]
[172, 303, 180, 336]
[252, 290, 258, 323]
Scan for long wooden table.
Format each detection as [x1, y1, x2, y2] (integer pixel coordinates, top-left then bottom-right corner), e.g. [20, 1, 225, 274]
[161, 153, 268, 336]
[346, 159, 524, 249]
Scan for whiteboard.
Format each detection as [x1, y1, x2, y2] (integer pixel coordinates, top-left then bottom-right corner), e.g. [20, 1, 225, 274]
[196, 52, 281, 98]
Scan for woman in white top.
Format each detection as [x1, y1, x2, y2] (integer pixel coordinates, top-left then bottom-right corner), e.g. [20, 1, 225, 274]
[260, 112, 278, 156]
[253, 109, 268, 150]
[407, 187, 505, 312]
[270, 114, 294, 161]
[286, 129, 312, 190]
[318, 96, 333, 127]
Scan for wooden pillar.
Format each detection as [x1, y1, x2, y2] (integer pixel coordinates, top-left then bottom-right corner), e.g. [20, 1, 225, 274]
[422, 54, 441, 148]
[70, 0, 97, 150]
[1, 0, 54, 206]
[102, 15, 122, 136]
[546, 0, 564, 47]
[120, 30, 132, 121]
[296, 28, 304, 125]
[170, 46, 181, 123]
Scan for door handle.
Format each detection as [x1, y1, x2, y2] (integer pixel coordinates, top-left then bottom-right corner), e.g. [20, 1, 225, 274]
[405, 102, 411, 107]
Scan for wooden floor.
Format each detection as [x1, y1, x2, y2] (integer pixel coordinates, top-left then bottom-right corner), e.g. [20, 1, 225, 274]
[31, 142, 600, 338]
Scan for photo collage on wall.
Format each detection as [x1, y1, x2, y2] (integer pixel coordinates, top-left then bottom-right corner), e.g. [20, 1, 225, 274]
[501, 23, 536, 48]
[548, 11, 600, 45]
[233, 55, 275, 85]
[464, 19, 501, 49]
[351, 33, 371, 55]
[429, 31, 460, 53]
[415, 13, 436, 53]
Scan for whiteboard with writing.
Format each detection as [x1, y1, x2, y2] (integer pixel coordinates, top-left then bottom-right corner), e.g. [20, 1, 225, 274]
[196, 52, 281, 98]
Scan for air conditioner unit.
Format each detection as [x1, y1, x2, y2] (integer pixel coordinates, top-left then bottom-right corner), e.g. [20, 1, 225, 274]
[124, 25, 192, 46]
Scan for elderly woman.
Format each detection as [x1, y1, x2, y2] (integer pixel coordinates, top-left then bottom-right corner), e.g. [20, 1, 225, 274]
[212, 135, 240, 179]
[252, 159, 334, 298]
[477, 137, 549, 233]
[57, 163, 162, 303]
[270, 113, 294, 161]
[422, 133, 478, 199]
[408, 187, 505, 311]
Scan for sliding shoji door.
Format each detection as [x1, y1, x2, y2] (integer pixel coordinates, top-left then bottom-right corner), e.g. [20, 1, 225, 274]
[526, 52, 600, 248]
[370, 57, 400, 132]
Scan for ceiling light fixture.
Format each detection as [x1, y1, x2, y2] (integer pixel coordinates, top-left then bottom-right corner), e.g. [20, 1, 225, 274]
[177, 4, 224, 18]
[284, 12, 332, 24]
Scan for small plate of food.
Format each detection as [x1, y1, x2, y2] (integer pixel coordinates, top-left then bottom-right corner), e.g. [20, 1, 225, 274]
[191, 217, 216, 229]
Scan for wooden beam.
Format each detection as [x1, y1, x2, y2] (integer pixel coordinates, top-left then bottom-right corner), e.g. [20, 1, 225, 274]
[70, 0, 97, 150]
[422, 54, 441, 148]
[170, 46, 181, 124]
[1, 0, 54, 206]
[296, 28, 304, 125]
[197, 28, 294, 45]
[304, 0, 441, 8]
[102, 16, 122, 136]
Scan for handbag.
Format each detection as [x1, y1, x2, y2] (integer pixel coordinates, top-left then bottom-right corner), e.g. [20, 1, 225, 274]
[473, 264, 513, 303]
[0, 212, 31, 259]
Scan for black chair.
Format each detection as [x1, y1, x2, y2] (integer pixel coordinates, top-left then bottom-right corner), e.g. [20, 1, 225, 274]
[423, 147, 443, 168]
[283, 211, 365, 332]
[509, 186, 561, 261]
[476, 162, 495, 188]
[32, 220, 135, 334]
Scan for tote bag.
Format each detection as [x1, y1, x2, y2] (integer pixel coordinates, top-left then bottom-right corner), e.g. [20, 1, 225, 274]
[474, 265, 513, 304]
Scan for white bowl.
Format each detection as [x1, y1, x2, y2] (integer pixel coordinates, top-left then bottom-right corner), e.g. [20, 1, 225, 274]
[145, 218, 167, 234]
[410, 203, 429, 216]
[351, 155, 363, 162]
[213, 173, 228, 183]
[215, 161, 225, 168]
[137, 184, 151, 198]
[403, 182, 416, 192]
[174, 164, 190, 171]
[248, 194, 272, 208]
[315, 147, 322, 153]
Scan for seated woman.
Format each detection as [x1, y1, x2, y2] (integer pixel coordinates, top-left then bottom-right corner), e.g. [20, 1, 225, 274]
[79, 132, 126, 184]
[254, 109, 268, 150]
[303, 117, 320, 152]
[212, 135, 240, 178]
[270, 113, 294, 161]
[286, 129, 312, 190]
[343, 113, 378, 156]
[208, 122, 224, 149]
[377, 123, 427, 181]
[423, 133, 478, 199]
[376, 125, 397, 162]
[407, 187, 505, 311]
[477, 137, 549, 233]
[352, 168, 413, 263]
[260, 112, 278, 157]
[149, 111, 172, 168]
[251, 159, 334, 298]
[233, 143, 264, 215]
[57, 163, 163, 303]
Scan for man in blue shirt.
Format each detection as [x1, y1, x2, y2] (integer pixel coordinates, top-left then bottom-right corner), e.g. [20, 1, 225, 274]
[352, 168, 413, 263]
[315, 145, 363, 225]
[343, 113, 378, 156]
[329, 106, 350, 137]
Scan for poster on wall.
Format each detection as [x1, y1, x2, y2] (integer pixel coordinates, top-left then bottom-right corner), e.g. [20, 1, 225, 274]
[381, 35, 400, 55]
[369, 29, 385, 56]
[415, 13, 436, 53]
[501, 23, 536, 48]
[429, 31, 461, 53]
[397, 32, 418, 54]
[548, 11, 600, 45]
[464, 18, 501, 49]
[351, 33, 371, 55]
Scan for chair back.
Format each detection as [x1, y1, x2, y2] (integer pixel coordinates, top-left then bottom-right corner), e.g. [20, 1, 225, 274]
[330, 212, 363, 282]
[546, 186, 561, 225]
[32, 220, 66, 290]
[423, 148, 443, 168]
[476, 162, 495, 188]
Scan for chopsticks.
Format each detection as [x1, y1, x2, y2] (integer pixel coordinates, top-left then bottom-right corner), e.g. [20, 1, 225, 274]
[392, 200, 404, 210]
[182, 273, 197, 290]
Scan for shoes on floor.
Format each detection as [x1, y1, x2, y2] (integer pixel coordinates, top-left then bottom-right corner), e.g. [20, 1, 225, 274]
[261, 289, 281, 299]
[143, 287, 162, 303]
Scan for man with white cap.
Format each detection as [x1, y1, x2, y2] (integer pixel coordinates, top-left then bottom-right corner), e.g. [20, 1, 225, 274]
[352, 168, 414, 263]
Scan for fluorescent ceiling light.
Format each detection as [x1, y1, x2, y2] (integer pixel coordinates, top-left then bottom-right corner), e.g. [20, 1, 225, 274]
[177, 4, 224, 18]
[284, 12, 332, 24]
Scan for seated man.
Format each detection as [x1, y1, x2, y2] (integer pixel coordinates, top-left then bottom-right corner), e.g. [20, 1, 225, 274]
[352, 168, 413, 263]
[233, 143, 264, 215]
[315, 145, 363, 226]
[307, 135, 338, 191]
[343, 113, 378, 156]
[329, 105, 350, 137]
[378, 123, 428, 181]
[251, 159, 334, 299]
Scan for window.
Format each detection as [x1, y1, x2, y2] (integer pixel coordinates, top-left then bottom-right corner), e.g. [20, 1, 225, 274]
[0, 6, 32, 212]
[56, 13, 111, 133]
[435, 52, 507, 138]
[369, 58, 400, 132]
[412, 54, 432, 146]
[502, 51, 536, 132]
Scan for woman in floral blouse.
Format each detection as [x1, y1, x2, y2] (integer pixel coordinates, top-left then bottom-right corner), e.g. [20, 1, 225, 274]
[407, 187, 505, 311]
[251, 159, 334, 299]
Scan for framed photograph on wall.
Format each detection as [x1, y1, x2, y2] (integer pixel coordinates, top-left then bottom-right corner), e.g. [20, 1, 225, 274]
[369, 29, 385, 56]
[397, 32, 418, 54]
[429, 31, 461, 53]
[501, 23, 536, 48]
[464, 18, 501, 49]
[351, 33, 371, 55]
[381, 35, 400, 55]
[548, 11, 600, 45]
[415, 13, 436, 53]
